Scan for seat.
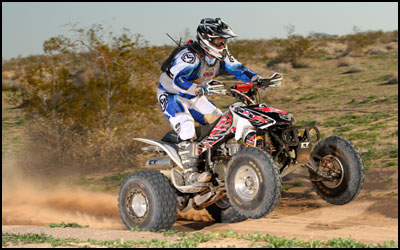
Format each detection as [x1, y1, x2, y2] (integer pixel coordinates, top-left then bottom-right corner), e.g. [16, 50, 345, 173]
[161, 117, 221, 144]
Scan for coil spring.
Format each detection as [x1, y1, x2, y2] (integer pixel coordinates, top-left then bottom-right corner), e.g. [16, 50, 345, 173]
[264, 133, 276, 153]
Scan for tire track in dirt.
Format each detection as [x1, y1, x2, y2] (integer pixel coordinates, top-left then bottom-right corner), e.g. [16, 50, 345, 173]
[174, 167, 398, 244]
[2, 163, 397, 245]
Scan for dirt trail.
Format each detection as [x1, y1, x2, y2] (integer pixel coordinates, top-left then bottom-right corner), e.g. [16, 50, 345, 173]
[2, 166, 398, 246]
[175, 165, 398, 244]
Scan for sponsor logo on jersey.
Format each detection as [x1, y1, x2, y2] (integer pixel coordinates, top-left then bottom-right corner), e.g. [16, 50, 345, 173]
[159, 94, 168, 112]
[181, 52, 196, 64]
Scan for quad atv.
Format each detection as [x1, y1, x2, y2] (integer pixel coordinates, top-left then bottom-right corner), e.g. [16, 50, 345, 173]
[118, 73, 365, 231]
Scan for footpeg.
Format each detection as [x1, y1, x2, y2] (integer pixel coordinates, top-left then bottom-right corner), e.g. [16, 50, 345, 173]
[171, 168, 208, 193]
[186, 171, 212, 184]
[194, 192, 213, 206]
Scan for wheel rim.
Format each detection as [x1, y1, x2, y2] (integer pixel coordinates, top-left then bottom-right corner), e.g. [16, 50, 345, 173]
[320, 155, 345, 188]
[234, 165, 260, 201]
[127, 189, 148, 219]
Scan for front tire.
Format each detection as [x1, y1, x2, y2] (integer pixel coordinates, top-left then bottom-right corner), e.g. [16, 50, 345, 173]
[225, 147, 281, 219]
[118, 170, 178, 231]
[309, 136, 365, 205]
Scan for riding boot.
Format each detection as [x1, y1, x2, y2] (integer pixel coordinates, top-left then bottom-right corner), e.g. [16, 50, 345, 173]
[177, 141, 211, 185]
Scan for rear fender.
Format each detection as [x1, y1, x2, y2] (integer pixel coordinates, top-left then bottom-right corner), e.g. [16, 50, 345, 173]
[134, 138, 184, 170]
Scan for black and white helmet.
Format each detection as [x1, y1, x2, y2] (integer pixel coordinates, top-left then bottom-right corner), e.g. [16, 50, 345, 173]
[197, 18, 237, 60]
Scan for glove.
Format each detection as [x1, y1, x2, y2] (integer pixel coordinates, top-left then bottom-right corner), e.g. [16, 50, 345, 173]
[195, 85, 209, 97]
[251, 75, 267, 88]
[251, 75, 263, 84]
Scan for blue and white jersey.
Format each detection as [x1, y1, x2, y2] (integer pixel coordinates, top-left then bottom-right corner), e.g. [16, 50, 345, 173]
[158, 47, 258, 99]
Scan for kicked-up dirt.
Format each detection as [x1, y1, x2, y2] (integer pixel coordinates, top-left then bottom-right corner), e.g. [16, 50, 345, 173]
[2, 165, 398, 247]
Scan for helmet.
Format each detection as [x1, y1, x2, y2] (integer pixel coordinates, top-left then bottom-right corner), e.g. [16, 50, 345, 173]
[197, 18, 237, 60]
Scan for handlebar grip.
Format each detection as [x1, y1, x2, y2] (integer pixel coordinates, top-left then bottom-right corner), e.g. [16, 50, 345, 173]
[259, 73, 283, 87]
[258, 78, 271, 86]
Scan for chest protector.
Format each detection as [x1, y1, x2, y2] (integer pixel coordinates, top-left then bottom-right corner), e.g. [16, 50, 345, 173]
[195, 58, 220, 85]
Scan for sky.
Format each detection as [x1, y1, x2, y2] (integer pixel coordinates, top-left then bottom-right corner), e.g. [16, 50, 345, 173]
[2, 2, 398, 60]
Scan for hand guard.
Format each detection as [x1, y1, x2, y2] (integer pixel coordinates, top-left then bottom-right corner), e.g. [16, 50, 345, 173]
[205, 80, 226, 95]
[253, 73, 283, 88]
[267, 72, 282, 87]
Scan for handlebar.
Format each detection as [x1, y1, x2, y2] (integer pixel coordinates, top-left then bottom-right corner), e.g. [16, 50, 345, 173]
[205, 72, 283, 105]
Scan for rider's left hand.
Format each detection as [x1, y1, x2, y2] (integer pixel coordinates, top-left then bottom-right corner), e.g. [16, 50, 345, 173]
[251, 75, 263, 84]
[251, 75, 267, 88]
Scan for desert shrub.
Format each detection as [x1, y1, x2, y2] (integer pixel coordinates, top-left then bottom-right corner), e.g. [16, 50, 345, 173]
[378, 30, 398, 43]
[228, 39, 270, 64]
[339, 29, 393, 56]
[343, 64, 363, 74]
[18, 24, 164, 171]
[291, 75, 312, 86]
[385, 42, 398, 50]
[337, 56, 362, 73]
[318, 41, 346, 57]
[337, 56, 356, 67]
[365, 44, 387, 55]
[267, 35, 316, 69]
[333, 43, 348, 54]
[386, 73, 398, 85]
[271, 62, 293, 73]
[2, 79, 22, 91]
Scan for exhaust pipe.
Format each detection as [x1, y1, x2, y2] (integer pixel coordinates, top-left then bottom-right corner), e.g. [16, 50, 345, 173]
[145, 157, 172, 169]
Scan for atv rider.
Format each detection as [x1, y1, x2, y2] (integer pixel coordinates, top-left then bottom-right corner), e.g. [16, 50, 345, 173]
[158, 18, 264, 185]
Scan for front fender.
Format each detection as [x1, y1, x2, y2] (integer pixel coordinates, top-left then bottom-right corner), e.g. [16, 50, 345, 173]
[134, 138, 184, 170]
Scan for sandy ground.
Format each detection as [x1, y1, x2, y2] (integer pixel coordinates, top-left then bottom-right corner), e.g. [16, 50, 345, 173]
[2, 166, 398, 247]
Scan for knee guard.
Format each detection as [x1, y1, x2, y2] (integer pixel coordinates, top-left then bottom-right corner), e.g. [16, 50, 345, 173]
[169, 113, 195, 141]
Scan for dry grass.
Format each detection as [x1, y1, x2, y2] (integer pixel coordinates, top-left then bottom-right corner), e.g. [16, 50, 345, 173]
[291, 75, 312, 87]
[332, 42, 348, 54]
[292, 58, 315, 68]
[2, 30, 398, 183]
[2, 79, 22, 91]
[337, 56, 357, 67]
[365, 44, 387, 55]
[385, 42, 398, 50]
[343, 64, 363, 74]
[271, 62, 293, 73]
[386, 72, 398, 85]
[337, 56, 363, 74]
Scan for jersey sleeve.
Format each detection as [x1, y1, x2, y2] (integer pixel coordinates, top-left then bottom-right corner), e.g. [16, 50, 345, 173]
[169, 50, 200, 96]
[221, 50, 258, 82]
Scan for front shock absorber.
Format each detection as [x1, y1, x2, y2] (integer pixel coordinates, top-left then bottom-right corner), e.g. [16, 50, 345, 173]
[256, 131, 264, 149]
[263, 132, 277, 154]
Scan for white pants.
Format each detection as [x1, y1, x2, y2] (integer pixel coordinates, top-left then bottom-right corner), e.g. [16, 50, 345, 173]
[157, 89, 222, 140]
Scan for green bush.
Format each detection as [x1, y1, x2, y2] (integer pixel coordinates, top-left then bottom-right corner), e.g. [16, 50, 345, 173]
[18, 24, 166, 169]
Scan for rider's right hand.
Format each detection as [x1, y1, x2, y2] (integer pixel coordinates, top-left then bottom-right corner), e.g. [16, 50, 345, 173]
[195, 85, 209, 97]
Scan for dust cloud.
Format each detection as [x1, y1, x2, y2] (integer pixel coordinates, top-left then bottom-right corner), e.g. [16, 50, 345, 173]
[2, 157, 212, 229]
[2, 158, 124, 229]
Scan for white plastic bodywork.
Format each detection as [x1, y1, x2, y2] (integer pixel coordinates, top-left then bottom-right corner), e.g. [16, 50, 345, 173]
[134, 138, 184, 170]
[229, 102, 254, 141]
[234, 117, 253, 141]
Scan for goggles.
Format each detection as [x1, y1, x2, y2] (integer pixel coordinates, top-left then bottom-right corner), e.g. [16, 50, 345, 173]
[211, 38, 227, 49]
